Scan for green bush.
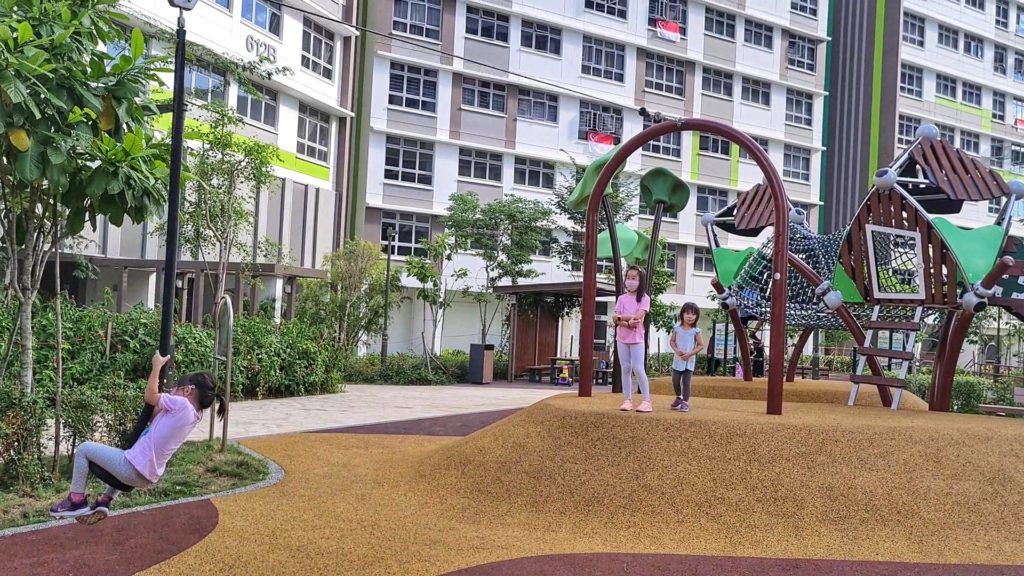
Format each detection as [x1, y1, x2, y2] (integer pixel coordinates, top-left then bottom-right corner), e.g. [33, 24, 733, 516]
[438, 349, 470, 383]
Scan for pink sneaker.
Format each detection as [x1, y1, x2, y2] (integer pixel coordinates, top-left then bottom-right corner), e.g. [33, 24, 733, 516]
[619, 400, 633, 411]
[636, 401, 653, 413]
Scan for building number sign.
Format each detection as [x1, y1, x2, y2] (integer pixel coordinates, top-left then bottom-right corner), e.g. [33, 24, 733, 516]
[245, 35, 278, 63]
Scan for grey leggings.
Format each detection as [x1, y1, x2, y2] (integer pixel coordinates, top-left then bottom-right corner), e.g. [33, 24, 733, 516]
[617, 341, 651, 402]
[672, 369, 693, 401]
[72, 441, 152, 497]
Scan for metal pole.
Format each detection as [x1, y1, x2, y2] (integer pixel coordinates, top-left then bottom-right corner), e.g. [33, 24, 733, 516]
[380, 227, 396, 367]
[811, 328, 820, 379]
[159, 11, 188, 381]
[996, 308, 1002, 379]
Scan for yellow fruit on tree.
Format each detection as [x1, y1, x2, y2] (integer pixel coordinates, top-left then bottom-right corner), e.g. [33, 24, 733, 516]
[99, 96, 116, 132]
[7, 128, 30, 152]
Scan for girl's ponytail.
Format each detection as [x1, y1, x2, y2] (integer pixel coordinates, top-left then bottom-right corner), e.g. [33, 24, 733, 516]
[214, 393, 228, 421]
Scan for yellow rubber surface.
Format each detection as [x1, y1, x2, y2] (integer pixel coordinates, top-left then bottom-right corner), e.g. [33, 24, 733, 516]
[146, 393, 1024, 575]
[649, 376, 929, 410]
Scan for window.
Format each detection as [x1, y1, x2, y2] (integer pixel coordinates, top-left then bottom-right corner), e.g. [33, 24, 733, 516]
[783, 145, 811, 181]
[791, 0, 818, 17]
[521, 21, 562, 55]
[902, 13, 925, 47]
[381, 211, 431, 257]
[1016, 52, 1024, 81]
[995, 45, 1008, 76]
[236, 84, 277, 127]
[514, 157, 556, 189]
[296, 104, 331, 164]
[1014, 144, 1024, 174]
[388, 62, 438, 113]
[738, 136, 769, 160]
[536, 232, 556, 257]
[997, 0, 1010, 29]
[965, 0, 985, 10]
[698, 133, 731, 156]
[935, 74, 958, 100]
[665, 247, 678, 281]
[787, 34, 817, 73]
[462, 77, 507, 113]
[211, 0, 230, 8]
[937, 124, 956, 144]
[897, 114, 921, 147]
[961, 81, 982, 107]
[963, 33, 984, 59]
[899, 64, 923, 98]
[741, 78, 772, 107]
[694, 246, 715, 273]
[302, 17, 335, 81]
[785, 89, 813, 127]
[184, 61, 226, 103]
[937, 24, 959, 50]
[960, 130, 980, 155]
[585, 0, 628, 20]
[645, 52, 686, 96]
[641, 117, 682, 158]
[649, 0, 687, 33]
[1018, 6, 1024, 36]
[639, 196, 679, 219]
[578, 101, 623, 142]
[989, 198, 1003, 215]
[517, 89, 558, 123]
[701, 67, 734, 98]
[696, 187, 730, 213]
[241, 0, 281, 36]
[581, 36, 626, 82]
[991, 138, 1005, 168]
[458, 148, 502, 182]
[393, 0, 442, 41]
[466, 7, 509, 43]
[704, 8, 736, 39]
[385, 136, 433, 185]
[743, 19, 774, 49]
[993, 91, 1006, 122]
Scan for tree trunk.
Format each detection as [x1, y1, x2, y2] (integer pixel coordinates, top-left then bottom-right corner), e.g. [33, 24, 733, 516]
[18, 300, 33, 395]
[52, 246, 63, 476]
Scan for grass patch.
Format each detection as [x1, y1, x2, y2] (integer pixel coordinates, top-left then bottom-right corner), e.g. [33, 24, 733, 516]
[0, 441, 268, 530]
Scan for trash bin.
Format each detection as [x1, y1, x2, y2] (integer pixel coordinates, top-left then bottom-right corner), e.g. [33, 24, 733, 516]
[469, 343, 495, 384]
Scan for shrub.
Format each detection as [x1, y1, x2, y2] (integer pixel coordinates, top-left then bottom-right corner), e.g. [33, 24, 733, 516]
[438, 349, 470, 383]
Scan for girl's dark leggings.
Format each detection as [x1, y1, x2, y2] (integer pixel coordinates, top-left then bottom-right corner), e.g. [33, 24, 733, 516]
[672, 369, 693, 400]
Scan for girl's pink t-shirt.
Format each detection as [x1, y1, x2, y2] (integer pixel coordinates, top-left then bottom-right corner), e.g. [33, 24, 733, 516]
[614, 293, 650, 344]
[125, 394, 201, 483]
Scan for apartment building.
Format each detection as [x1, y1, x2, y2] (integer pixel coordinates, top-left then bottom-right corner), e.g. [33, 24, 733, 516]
[66, 0, 358, 321]
[828, 0, 1024, 232]
[352, 0, 830, 360]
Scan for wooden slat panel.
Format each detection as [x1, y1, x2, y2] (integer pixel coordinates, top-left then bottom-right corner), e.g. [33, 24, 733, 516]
[918, 140, 952, 198]
[853, 197, 871, 299]
[932, 140, 973, 201]
[850, 374, 907, 388]
[930, 227, 945, 304]
[945, 249, 959, 305]
[735, 183, 775, 231]
[857, 347, 915, 360]
[863, 321, 922, 331]
[946, 142, 984, 201]
[970, 155, 1009, 199]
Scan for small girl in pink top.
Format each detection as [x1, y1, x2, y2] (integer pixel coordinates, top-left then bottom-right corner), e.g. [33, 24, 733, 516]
[50, 351, 226, 523]
[612, 265, 653, 412]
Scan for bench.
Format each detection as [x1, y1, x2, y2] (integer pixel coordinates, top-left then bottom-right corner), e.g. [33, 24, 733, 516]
[594, 367, 613, 386]
[526, 365, 550, 383]
[978, 404, 1024, 416]
[797, 365, 831, 379]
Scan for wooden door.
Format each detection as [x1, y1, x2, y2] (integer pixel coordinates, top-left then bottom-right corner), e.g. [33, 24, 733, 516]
[513, 304, 559, 377]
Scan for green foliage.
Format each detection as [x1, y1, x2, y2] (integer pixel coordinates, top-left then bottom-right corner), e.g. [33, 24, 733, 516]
[0, 0, 169, 393]
[404, 232, 469, 355]
[904, 372, 1002, 413]
[445, 191, 554, 343]
[294, 242, 404, 355]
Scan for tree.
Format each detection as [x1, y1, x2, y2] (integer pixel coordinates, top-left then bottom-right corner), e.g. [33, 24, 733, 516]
[0, 1, 169, 394]
[294, 241, 403, 354]
[170, 100, 279, 319]
[444, 191, 553, 344]
[404, 231, 469, 359]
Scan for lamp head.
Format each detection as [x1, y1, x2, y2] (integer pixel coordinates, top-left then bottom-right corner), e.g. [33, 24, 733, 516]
[167, 0, 200, 9]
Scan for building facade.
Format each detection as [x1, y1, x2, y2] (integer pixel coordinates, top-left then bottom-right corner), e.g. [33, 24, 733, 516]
[828, 0, 1024, 233]
[67, 0, 358, 321]
[353, 0, 830, 359]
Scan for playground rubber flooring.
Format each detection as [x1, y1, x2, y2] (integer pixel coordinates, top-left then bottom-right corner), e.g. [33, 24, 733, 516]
[4, 379, 1024, 575]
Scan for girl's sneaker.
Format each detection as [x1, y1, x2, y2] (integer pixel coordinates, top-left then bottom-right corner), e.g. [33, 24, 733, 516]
[619, 400, 634, 411]
[680, 401, 690, 413]
[636, 401, 653, 413]
[50, 495, 91, 519]
[670, 397, 683, 409]
[76, 495, 113, 526]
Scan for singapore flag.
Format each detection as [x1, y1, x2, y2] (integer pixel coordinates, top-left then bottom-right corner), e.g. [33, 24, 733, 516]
[587, 131, 614, 154]
[655, 19, 681, 42]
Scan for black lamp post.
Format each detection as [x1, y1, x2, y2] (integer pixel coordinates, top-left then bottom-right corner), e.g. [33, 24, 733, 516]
[159, 0, 198, 378]
[381, 227, 397, 367]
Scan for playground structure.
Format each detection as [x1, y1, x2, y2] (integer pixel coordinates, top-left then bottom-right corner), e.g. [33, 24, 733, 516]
[574, 116, 1024, 414]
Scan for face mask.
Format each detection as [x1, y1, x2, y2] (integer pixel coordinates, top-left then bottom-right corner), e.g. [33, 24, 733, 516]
[625, 279, 640, 292]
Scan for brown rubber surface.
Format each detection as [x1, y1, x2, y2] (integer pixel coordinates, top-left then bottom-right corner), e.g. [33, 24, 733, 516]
[310, 408, 520, 436]
[0, 500, 218, 576]
[444, 553, 1024, 575]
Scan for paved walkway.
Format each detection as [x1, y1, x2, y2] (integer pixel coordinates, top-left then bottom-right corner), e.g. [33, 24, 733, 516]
[189, 383, 567, 441]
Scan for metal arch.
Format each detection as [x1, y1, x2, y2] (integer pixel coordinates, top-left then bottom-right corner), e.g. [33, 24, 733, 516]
[577, 118, 792, 415]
